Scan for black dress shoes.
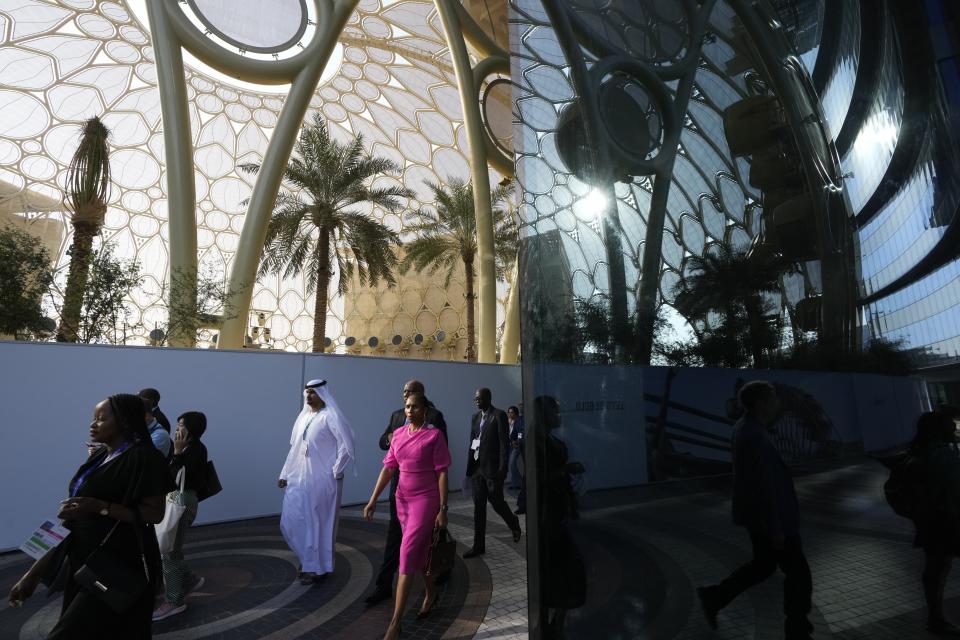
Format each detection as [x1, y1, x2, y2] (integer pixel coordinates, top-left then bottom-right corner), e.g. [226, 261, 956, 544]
[462, 547, 485, 558]
[364, 585, 392, 605]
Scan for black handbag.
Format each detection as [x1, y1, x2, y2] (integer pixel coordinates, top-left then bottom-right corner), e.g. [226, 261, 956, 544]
[426, 527, 456, 576]
[197, 460, 222, 502]
[73, 520, 149, 613]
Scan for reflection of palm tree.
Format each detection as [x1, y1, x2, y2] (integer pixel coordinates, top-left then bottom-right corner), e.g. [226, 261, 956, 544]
[241, 114, 409, 352]
[57, 117, 111, 343]
[399, 179, 515, 362]
[673, 244, 787, 367]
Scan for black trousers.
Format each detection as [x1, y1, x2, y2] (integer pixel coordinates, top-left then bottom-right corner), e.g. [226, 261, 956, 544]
[374, 480, 403, 589]
[714, 529, 813, 638]
[922, 551, 953, 623]
[471, 474, 520, 551]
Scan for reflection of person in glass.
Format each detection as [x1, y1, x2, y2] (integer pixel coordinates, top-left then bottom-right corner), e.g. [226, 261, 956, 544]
[534, 395, 586, 638]
[698, 381, 813, 640]
[909, 410, 960, 635]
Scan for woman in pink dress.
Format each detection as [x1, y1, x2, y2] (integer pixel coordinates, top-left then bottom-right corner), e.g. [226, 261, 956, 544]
[364, 392, 451, 640]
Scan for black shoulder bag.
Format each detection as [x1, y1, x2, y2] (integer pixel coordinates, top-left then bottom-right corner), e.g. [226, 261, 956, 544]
[426, 527, 456, 576]
[73, 516, 149, 612]
[197, 460, 222, 502]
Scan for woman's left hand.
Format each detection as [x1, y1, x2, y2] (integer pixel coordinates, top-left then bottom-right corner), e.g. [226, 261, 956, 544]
[435, 511, 447, 529]
[57, 497, 102, 520]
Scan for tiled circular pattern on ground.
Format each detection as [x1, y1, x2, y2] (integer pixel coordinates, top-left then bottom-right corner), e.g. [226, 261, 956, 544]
[0, 514, 489, 640]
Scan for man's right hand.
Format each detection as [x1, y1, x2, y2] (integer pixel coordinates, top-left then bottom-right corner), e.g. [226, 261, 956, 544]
[278, 479, 287, 488]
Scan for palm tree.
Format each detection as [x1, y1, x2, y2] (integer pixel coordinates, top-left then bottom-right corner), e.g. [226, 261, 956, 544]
[400, 179, 515, 362]
[57, 116, 111, 342]
[672, 243, 788, 368]
[241, 114, 410, 352]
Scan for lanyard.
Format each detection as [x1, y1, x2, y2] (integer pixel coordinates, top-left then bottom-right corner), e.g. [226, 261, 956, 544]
[301, 411, 321, 441]
[71, 442, 130, 497]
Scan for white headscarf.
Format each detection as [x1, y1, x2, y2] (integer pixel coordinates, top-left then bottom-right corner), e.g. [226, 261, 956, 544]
[301, 379, 357, 475]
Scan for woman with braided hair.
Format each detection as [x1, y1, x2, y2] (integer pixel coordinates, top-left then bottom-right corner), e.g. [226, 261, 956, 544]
[7, 393, 175, 638]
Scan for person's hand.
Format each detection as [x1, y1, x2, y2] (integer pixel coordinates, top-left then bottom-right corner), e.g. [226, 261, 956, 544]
[172, 427, 188, 455]
[8, 573, 40, 608]
[278, 479, 287, 489]
[772, 534, 785, 551]
[334, 472, 344, 480]
[362, 500, 376, 521]
[511, 441, 519, 449]
[57, 497, 102, 520]
[435, 511, 448, 529]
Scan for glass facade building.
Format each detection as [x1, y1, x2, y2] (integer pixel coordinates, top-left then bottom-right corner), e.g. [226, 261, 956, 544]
[512, 0, 960, 637]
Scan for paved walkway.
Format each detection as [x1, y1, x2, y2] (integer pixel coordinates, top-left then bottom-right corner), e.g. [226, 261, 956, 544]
[563, 460, 959, 639]
[0, 493, 528, 640]
[0, 461, 956, 638]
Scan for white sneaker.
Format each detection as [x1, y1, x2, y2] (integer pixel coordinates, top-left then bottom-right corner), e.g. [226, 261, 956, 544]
[152, 602, 186, 621]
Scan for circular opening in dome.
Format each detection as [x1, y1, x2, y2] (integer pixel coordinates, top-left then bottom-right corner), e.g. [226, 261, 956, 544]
[186, 0, 309, 54]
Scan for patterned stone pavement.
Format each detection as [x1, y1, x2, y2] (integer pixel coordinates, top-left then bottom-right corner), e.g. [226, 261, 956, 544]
[0, 492, 528, 640]
[1, 461, 957, 639]
[562, 460, 960, 640]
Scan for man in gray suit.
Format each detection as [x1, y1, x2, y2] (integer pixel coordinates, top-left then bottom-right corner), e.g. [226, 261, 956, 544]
[464, 388, 522, 558]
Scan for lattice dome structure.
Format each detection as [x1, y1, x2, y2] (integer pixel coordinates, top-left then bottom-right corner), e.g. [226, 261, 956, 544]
[0, 0, 511, 356]
[510, 0, 778, 351]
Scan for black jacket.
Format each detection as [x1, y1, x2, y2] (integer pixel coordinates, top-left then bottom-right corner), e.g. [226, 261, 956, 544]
[730, 414, 800, 536]
[466, 405, 510, 479]
[153, 406, 171, 433]
[378, 401, 448, 451]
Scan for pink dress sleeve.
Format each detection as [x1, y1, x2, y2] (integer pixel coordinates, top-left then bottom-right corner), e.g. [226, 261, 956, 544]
[432, 430, 452, 472]
[383, 433, 399, 469]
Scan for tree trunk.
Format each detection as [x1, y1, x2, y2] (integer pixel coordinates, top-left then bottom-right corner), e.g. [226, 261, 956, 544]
[464, 255, 476, 362]
[56, 220, 100, 342]
[723, 303, 739, 369]
[746, 301, 765, 368]
[312, 226, 331, 353]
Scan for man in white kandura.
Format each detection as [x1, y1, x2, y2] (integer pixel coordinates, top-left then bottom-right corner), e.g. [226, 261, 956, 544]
[279, 379, 356, 584]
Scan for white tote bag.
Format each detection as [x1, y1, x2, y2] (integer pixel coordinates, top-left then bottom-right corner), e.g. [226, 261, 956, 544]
[156, 468, 187, 553]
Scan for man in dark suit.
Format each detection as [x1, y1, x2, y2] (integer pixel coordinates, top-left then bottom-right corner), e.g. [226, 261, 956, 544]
[138, 387, 171, 433]
[464, 388, 522, 558]
[697, 381, 813, 640]
[365, 379, 448, 605]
